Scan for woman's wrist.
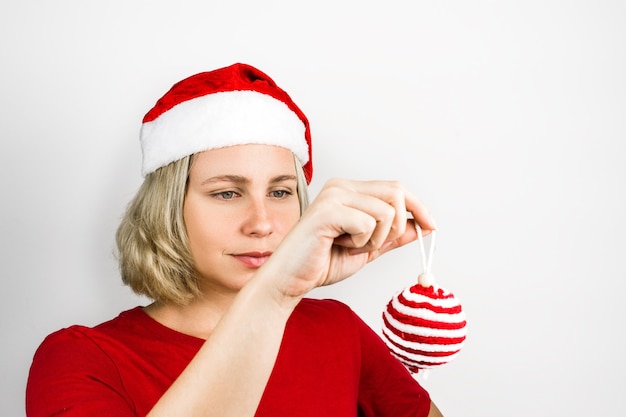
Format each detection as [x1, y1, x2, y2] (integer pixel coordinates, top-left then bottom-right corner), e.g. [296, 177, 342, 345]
[246, 270, 303, 316]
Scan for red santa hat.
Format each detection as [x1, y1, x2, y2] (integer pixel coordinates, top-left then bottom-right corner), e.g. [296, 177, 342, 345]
[140, 63, 313, 183]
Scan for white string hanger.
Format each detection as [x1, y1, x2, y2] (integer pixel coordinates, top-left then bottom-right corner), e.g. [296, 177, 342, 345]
[415, 223, 437, 288]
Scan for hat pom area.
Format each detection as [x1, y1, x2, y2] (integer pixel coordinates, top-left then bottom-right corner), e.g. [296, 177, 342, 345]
[139, 63, 313, 182]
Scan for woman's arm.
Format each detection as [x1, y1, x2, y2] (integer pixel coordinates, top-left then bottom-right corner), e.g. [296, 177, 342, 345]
[148, 179, 436, 417]
[147, 271, 299, 417]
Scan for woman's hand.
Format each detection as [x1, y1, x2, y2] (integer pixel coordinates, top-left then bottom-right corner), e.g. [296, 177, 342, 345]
[262, 178, 436, 299]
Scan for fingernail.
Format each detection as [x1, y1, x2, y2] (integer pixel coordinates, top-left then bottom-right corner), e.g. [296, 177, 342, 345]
[428, 213, 438, 230]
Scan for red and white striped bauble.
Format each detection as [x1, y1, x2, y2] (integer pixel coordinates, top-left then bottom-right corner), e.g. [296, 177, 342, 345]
[382, 273, 467, 373]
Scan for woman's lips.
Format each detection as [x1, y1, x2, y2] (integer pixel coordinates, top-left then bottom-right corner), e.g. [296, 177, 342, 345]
[232, 252, 272, 268]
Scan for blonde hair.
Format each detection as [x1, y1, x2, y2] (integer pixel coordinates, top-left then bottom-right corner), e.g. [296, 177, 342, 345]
[115, 153, 309, 305]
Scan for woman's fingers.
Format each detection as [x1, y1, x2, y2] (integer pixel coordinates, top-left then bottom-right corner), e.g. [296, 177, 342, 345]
[307, 191, 392, 249]
[319, 179, 435, 252]
[403, 187, 437, 232]
[340, 180, 408, 244]
[334, 179, 435, 231]
[331, 205, 393, 250]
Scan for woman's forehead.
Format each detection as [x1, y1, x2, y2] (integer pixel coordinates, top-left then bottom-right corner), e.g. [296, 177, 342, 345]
[189, 144, 296, 180]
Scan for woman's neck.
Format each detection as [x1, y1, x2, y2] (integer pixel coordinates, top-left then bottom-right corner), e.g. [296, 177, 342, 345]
[143, 291, 236, 339]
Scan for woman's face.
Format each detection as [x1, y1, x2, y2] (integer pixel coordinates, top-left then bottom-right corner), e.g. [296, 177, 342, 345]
[184, 144, 301, 295]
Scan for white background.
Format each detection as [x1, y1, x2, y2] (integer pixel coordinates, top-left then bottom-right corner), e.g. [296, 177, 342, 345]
[1, 1, 625, 416]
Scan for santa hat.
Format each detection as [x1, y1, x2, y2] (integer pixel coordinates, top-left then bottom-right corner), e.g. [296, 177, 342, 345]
[140, 63, 313, 183]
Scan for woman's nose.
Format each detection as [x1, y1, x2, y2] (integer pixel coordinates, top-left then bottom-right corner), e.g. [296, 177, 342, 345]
[241, 198, 273, 237]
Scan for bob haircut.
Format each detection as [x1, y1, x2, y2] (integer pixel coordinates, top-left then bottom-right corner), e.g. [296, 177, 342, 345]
[116, 152, 309, 305]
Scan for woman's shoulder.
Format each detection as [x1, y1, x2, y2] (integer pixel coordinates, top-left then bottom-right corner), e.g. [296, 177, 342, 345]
[27, 306, 170, 396]
[296, 297, 355, 316]
[290, 297, 365, 333]
[26, 309, 150, 416]
[32, 307, 144, 361]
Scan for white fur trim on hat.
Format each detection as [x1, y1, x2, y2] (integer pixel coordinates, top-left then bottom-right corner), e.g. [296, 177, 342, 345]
[140, 90, 308, 176]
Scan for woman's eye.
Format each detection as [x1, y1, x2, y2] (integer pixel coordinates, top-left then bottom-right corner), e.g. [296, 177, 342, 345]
[270, 190, 291, 198]
[213, 191, 237, 200]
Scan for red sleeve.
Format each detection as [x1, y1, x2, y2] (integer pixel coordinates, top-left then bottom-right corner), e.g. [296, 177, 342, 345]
[355, 313, 432, 417]
[26, 327, 137, 417]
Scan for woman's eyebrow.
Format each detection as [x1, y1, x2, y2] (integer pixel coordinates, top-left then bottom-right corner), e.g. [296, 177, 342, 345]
[270, 175, 298, 183]
[200, 174, 297, 186]
[200, 175, 248, 186]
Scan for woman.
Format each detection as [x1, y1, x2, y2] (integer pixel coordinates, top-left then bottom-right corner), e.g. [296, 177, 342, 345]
[26, 63, 443, 416]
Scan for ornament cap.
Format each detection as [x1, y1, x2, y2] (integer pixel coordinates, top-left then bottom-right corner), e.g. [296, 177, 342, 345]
[418, 272, 436, 287]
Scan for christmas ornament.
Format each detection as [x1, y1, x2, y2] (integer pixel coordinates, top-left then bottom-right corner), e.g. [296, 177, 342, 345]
[381, 225, 467, 374]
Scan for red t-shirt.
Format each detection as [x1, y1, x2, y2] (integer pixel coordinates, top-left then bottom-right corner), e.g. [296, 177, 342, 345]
[26, 298, 431, 416]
